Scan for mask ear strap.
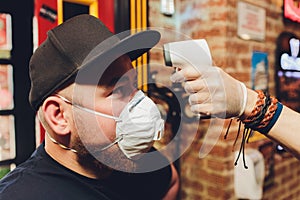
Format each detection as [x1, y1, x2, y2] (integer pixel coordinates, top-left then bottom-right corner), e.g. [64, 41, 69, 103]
[54, 94, 122, 122]
[72, 104, 121, 122]
[100, 136, 123, 151]
[46, 131, 78, 153]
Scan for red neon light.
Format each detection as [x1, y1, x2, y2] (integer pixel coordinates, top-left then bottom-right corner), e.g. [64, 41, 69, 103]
[284, 0, 300, 23]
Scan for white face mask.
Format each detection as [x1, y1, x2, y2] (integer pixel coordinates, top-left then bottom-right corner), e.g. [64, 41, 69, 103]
[56, 90, 164, 160]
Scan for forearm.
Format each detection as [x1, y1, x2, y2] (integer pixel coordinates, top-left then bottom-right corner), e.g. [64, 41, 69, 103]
[267, 105, 300, 159]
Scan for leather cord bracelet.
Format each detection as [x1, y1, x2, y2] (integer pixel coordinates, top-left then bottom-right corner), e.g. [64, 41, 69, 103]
[225, 90, 283, 169]
[243, 93, 271, 130]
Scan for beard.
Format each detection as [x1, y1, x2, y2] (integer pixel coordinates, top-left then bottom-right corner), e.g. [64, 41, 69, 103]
[70, 107, 141, 177]
[71, 136, 112, 178]
[72, 135, 140, 178]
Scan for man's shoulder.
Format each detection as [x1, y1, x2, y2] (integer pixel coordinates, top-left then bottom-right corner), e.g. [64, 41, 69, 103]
[0, 147, 45, 198]
[0, 146, 116, 200]
[0, 163, 39, 199]
[0, 162, 113, 200]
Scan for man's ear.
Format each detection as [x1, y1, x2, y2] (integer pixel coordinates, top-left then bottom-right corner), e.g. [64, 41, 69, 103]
[42, 96, 71, 135]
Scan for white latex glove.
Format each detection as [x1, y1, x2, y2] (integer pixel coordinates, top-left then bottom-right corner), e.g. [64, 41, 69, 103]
[170, 66, 247, 119]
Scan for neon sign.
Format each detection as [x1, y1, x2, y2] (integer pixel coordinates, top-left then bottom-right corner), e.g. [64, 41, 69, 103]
[284, 0, 300, 23]
[280, 38, 300, 71]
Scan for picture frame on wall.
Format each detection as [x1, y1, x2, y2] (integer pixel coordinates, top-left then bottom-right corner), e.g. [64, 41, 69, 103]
[237, 1, 266, 41]
[251, 51, 269, 91]
[0, 115, 15, 161]
[0, 13, 12, 59]
[0, 64, 14, 110]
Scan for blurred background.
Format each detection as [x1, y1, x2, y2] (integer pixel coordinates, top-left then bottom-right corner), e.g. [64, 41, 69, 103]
[0, 0, 300, 199]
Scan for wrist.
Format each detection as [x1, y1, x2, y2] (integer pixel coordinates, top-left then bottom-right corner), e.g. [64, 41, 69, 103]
[239, 88, 258, 120]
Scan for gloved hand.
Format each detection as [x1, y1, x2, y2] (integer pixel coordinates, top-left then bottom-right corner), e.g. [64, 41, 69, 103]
[170, 66, 247, 119]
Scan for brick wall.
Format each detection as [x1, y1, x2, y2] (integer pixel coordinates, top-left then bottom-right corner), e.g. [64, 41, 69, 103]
[149, 0, 300, 199]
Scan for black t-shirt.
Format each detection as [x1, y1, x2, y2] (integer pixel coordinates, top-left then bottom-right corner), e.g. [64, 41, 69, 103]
[0, 144, 172, 200]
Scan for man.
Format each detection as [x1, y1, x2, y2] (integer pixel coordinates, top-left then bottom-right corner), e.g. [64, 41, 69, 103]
[0, 14, 179, 199]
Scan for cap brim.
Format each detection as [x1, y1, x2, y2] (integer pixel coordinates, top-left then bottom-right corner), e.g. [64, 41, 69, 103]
[75, 30, 161, 84]
[126, 30, 161, 61]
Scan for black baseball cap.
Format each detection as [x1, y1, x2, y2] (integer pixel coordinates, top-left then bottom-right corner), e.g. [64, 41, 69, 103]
[29, 14, 160, 111]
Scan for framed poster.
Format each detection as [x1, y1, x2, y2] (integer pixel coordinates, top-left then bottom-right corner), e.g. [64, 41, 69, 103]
[251, 51, 269, 91]
[237, 1, 266, 41]
[0, 115, 15, 161]
[0, 13, 12, 50]
[0, 65, 13, 110]
[0, 13, 12, 59]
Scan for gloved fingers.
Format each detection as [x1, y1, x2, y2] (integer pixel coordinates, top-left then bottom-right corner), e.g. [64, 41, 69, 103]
[170, 65, 205, 82]
[170, 65, 245, 119]
[190, 103, 228, 118]
[188, 92, 210, 105]
[190, 103, 213, 115]
[184, 78, 208, 93]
